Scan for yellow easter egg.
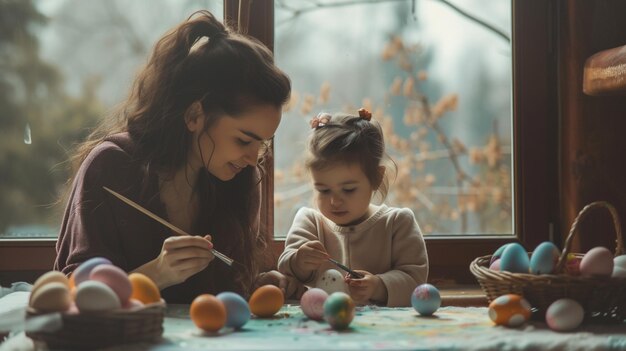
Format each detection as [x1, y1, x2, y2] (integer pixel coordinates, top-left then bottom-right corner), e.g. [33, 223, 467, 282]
[30, 282, 72, 312]
[128, 273, 161, 304]
[30, 271, 70, 304]
[249, 285, 284, 318]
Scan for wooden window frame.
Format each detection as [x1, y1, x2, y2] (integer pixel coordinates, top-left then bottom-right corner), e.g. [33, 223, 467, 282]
[0, 0, 558, 286]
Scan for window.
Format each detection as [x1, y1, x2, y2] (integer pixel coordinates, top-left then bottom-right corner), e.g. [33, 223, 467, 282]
[232, 0, 558, 283]
[1, 0, 557, 285]
[273, 0, 513, 237]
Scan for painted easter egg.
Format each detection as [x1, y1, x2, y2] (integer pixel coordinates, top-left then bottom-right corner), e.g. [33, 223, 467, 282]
[529, 241, 560, 274]
[500, 243, 530, 273]
[190, 294, 227, 332]
[612, 255, 626, 278]
[73, 257, 112, 286]
[488, 294, 531, 327]
[300, 288, 329, 320]
[545, 298, 584, 331]
[89, 264, 132, 304]
[30, 271, 70, 304]
[249, 284, 284, 318]
[489, 258, 501, 271]
[29, 281, 72, 313]
[491, 243, 513, 265]
[565, 253, 582, 276]
[411, 283, 441, 316]
[128, 273, 161, 304]
[580, 247, 613, 277]
[217, 292, 250, 329]
[315, 269, 348, 295]
[75, 280, 121, 312]
[323, 292, 355, 330]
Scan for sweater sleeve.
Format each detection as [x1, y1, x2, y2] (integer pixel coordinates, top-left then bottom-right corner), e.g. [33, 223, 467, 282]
[277, 207, 322, 284]
[377, 208, 428, 307]
[54, 143, 134, 275]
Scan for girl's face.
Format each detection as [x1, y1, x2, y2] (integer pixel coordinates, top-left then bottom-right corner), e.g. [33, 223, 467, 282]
[311, 162, 376, 226]
[187, 103, 281, 181]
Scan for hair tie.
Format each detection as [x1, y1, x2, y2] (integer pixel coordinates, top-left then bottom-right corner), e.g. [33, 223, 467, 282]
[310, 112, 331, 129]
[358, 108, 372, 121]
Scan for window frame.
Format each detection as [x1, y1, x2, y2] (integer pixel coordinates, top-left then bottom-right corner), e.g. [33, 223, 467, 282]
[0, 0, 558, 285]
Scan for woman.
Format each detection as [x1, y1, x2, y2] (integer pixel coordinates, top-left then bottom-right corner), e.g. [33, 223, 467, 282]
[54, 10, 294, 303]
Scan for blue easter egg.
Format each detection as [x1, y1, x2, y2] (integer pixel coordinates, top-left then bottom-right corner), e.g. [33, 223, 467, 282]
[500, 243, 530, 273]
[491, 243, 513, 265]
[529, 241, 560, 274]
[74, 257, 112, 286]
[411, 283, 441, 316]
[323, 292, 355, 330]
[216, 291, 250, 329]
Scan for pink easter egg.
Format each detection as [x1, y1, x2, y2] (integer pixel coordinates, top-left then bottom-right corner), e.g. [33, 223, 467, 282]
[580, 247, 613, 277]
[300, 288, 329, 320]
[89, 264, 132, 304]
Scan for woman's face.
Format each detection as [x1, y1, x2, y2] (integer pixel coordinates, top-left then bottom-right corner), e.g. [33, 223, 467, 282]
[187, 103, 281, 181]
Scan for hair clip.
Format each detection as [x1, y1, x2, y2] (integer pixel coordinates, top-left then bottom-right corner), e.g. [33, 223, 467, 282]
[358, 108, 372, 121]
[310, 113, 331, 129]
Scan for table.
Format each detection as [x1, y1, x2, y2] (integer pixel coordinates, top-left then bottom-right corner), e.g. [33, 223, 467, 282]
[139, 304, 626, 351]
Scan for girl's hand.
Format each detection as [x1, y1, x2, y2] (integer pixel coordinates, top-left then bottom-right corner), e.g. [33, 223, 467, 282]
[345, 270, 383, 305]
[293, 240, 329, 274]
[134, 235, 214, 289]
[254, 270, 307, 300]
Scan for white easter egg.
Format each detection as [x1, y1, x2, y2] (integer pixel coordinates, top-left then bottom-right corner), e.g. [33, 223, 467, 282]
[315, 269, 348, 294]
[612, 266, 626, 278]
[546, 298, 584, 331]
[75, 280, 121, 312]
[614, 255, 626, 270]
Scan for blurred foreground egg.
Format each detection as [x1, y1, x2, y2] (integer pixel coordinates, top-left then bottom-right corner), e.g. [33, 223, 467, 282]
[30, 282, 72, 313]
[217, 292, 250, 329]
[300, 288, 328, 320]
[546, 298, 584, 331]
[75, 280, 121, 312]
[323, 292, 355, 330]
[580, 247, 613, 277]
[90, 264, 132, 304]
[488, 294, 531, 327]
[30, 271, 70, 304]
[411, 283, 441, 316]
[249, 285, 284, 318]
[190, 294, 227, 332]
[73, 257, 112, 286]
[128, 273, 161, 304]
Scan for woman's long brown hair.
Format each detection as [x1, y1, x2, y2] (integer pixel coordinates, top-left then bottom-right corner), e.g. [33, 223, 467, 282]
[67, 10, 290, 296]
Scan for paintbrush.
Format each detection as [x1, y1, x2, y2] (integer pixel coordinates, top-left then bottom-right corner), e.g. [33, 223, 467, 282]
[103, 186, 234, 266]
[327, 257, 364, 279]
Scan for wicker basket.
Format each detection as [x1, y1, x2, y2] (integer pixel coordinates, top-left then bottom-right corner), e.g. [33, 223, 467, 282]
[470, 201, 626, 323]
[26, 301, 165, 350]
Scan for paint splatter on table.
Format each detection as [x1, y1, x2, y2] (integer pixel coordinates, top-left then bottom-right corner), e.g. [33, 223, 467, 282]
[130, 305, 626, 351]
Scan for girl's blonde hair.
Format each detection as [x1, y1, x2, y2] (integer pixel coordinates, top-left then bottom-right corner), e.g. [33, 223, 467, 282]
[305, 111, 396, 200]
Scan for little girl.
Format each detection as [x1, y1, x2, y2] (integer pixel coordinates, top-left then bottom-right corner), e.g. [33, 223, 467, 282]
[278, 109, 428, 307]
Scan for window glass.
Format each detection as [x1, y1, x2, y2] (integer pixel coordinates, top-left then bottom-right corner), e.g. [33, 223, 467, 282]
[0, 0, 222, 238]
[274, 0, 513, 237]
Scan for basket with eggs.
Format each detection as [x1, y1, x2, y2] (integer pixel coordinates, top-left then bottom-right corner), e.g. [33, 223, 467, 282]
[470, 201, 626, 323]
[26, 257, 165, 350]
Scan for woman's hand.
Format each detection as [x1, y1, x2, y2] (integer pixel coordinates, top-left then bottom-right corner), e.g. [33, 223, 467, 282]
[293, 240, 329, 276]
[345, 270, 385, 305]
[253, 270, 307, 299]
[133, 235, 214, 289]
